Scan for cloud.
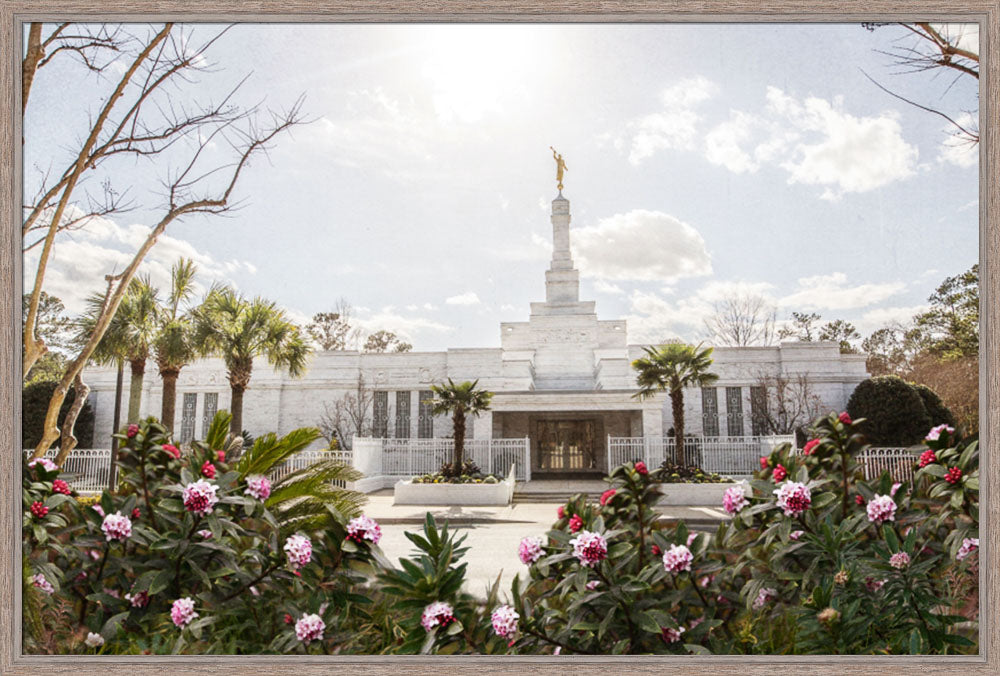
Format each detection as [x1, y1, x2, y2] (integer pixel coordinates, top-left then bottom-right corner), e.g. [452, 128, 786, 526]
[445, 291, 481, 306]
[778, 272, 905, 311]
[23, 212, 257, 315]
[573, 209, 712, 282]
[352, 309, 451, 344]
[623, 76, 718, 164]
[704, 88, 919, 199]
[593, 280, 625, 295]
[938, 114, 978, 168]
[854, 304, 931, 335]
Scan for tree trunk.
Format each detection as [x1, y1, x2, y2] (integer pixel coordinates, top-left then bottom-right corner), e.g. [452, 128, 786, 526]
[109, 361, 123, 491]
[22, 23, 44, 114]
[453, 409, 466, 468]
[160, 367, 180, 433]
[230, 384, 245, 438]
[127, 358, 146, 423]
[671, 390, 686, 467]
[55, 373, 90, 465]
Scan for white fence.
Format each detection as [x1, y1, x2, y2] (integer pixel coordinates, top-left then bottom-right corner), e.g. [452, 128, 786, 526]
[25, 447, 356, 495]
[352, 437, 532, 482]
[607, 436, 795, 477]
[606, 437, 919, 482]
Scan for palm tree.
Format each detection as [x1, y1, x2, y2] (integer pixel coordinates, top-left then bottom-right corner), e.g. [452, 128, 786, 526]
[632, 342, 718, 467]
[79, 276, 159, 424]
[154, 259, 200, 432]
[428, 379, 493, 472]
[192, 285, 311, 436]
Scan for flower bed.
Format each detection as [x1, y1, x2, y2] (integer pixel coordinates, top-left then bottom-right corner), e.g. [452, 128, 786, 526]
[656, 480, 748, 506]
[393, 468, 515, 506]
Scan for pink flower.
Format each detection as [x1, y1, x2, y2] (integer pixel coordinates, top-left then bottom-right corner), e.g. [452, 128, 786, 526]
[686, 532, 698, 547]
[126, 424, 139, 438]
[132, 507, 141, 520]
[284, 534, 313, 570]
[839, 412, 852, 425]
[803, 438, 821, 456]
[283, 613, 293, 624]
[125, 590, 149, 608]
[662, 544, 694, 574]
[32, 573, 54, 595]
[600, 489, 616, 506]
[217, 450, 226, 463]
[92, 504, 105, 518]
[568, 514, 583, 533]
[162, 444, 181, 459]
[790, 530, 804, 541]
[753, 587, 778, 610]
[925, 424, 954, 441]
[689, 616, 704, 629]
[889, 551, 911, 569]
[197, 529, 213, 539]
[957, 537, 979, 561]
[651, 545, 662, 556]
[890, 482, 902, 497]
[855, 494, 865, 506]
[52, 479, 71, 495]
[759, 456, 769, 470]
[773, 481, 811, 517]
[772, 464, 787, 482]
[557, 505, 565, 519]
[945, 466, 963, 484]
[182, 479, 219, 515]
[200, 461, 216, 479]
[491, 604, 519, 638]
[722, 485, 748, 515]
[420, 601, 456, 632]
[635, 461, 648, 476]
[518, 535, 545, 565]
[569, 530, 608, 568]
[866, 495, 897, 525]
[170, 597, 198, 628]
[244, 474, 271, 501]
[101, 512, 133, 542]
[661, 626, 685, 643]
[295, 613, 325, 644]
[699, 574, 715, 587]
[28, 457, 58, 472]
[865, 576, 885, 592]
[30, 501, 48, 518]
[918, 449, 938, 468]
[585, 580, 600, 590]
[553, 647, 561, 655]
[346, 515, 382, 545]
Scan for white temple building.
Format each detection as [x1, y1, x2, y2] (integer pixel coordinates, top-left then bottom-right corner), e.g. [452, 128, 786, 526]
[83, 189, 869, 478]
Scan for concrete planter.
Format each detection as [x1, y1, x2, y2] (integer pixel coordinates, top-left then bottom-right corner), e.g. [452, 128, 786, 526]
[393, 476, 515, 506]
[657, 480, 747, 507]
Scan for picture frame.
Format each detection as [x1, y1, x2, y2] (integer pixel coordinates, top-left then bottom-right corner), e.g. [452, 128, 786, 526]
[2, 1, 996, 673]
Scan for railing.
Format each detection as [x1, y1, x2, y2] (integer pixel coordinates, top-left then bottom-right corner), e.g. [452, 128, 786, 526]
[25, 447, 356, 495]
[607, 436, 795, 477]
[352, 437, 532, 481]
[24, 449, 112, 494]
[606, 437, 920, 482]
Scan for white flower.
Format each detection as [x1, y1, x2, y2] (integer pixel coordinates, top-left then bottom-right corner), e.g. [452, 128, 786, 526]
[84, 632, 104, 648]
[866, 494, 897, 525]
[101, 512, 132, 542]
[295, 613, 325, 644]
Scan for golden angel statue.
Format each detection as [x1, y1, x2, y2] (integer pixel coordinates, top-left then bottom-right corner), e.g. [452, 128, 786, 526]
[550, 146, 567, 191]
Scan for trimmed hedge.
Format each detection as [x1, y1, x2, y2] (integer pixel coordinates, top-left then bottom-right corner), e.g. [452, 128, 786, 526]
[22, 380, 95, 449]
[846, 375, 932, 446]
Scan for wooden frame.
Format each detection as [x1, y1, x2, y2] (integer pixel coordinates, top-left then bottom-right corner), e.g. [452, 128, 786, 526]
[1, 2, 996, 673]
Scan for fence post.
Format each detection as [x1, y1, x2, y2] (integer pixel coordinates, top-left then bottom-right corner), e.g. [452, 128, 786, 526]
[524, 436, 531, 482]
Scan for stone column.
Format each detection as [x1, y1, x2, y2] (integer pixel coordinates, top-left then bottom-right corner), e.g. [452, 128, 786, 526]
[473, 411, 493, 440]
[641, 405, 664, 439]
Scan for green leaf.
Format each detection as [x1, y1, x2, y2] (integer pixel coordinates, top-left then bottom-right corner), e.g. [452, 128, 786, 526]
[101, 611, 130, 639]
[883, 525, 899, 553]
[684, 643, 712, 655]
[637, 611, 662, 634]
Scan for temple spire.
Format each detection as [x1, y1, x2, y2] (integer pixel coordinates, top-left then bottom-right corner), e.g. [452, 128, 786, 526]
[544, 193, 580, 303]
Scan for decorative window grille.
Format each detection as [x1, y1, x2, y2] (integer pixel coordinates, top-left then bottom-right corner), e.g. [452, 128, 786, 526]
[395, 391, 411, 438]
[180, 393, 198, 444]
[202, 392, 219, 437]
[418, 390, 434, 438]
[701, 387, 720, 437]
[750, 386, 768, 436]
[373, 391, 388, 438]
[726, 387, 744, 437]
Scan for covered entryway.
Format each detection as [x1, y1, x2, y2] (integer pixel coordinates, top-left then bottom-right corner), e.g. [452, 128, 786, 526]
[536, 419, 599, 471]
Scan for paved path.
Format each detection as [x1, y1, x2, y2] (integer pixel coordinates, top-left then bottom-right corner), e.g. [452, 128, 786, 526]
[362, 495, 730, 597]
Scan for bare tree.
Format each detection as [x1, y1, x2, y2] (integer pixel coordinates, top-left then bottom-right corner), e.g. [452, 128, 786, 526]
[864, 23, 979, 145]
[703, 292, 777, 347]
[25, 23, 305, 462]
[753, 371, 824, 436]
[318, 376, 374, 450]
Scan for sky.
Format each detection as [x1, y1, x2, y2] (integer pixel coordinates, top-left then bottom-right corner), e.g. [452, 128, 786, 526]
[23, 22, 980, 351]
